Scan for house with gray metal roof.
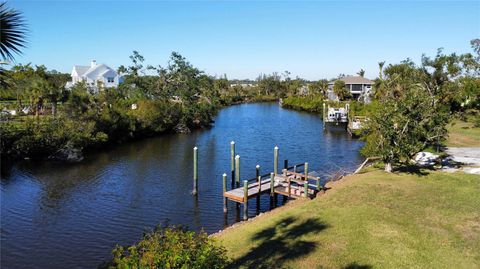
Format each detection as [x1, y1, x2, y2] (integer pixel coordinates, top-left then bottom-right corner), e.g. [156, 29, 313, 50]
[327, 76, 374, 103]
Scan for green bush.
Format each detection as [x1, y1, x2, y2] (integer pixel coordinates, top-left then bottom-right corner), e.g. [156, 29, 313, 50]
[131, 100, 179, 133]
[1, 116, 106, 158]
[107, 225, 228, 269]
[349, 100, 381, 117]
[281, 95, 324, 113]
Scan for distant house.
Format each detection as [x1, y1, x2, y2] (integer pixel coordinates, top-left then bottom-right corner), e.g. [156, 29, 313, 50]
[327, 76, 374, 103]
[66, 60, 123, 92]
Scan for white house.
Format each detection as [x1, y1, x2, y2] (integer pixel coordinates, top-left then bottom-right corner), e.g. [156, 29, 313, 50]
[66, 60, 123, 92]
[327, 76, 374, 103]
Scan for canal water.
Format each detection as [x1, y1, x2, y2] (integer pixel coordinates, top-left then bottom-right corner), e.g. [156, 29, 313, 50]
[1, 103, 364, 269]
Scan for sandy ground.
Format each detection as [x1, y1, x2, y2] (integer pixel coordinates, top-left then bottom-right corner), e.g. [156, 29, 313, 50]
[445, 147, 480, 175]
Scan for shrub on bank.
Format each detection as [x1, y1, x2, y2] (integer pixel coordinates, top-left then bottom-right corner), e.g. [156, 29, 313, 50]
[131, 99, 181, 133]
[1, 117, 105, 158]
[106, 225, 228, 269]
[281, 95, 324, 112]
[0, 98, 218, 160]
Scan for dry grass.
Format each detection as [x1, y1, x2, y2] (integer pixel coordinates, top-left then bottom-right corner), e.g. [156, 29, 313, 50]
[446, 116, 480, 147]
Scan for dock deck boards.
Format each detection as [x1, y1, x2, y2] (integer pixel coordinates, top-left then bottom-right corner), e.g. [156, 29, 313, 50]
[224, 176, 284, 202]
[224, 173, 320, 203]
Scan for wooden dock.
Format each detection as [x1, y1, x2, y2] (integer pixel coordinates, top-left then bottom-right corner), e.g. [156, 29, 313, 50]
[190, 143, 376, 222]
[191, 142, 329, 221]
[222, 162, 324, 220]
[223, 175, 285, 202]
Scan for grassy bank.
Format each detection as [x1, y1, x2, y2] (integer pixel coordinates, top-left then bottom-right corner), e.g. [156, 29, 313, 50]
[215, 169, 480, 268]
[446, 114, 480, 147]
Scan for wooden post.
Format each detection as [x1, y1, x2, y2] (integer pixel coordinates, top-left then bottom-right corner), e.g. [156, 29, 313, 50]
[235, 155, 240, 188]
[192, 146, 198, 195]
[283, 164, 289, 200]
[304, 162, 309, 198]
[230, 141, 235, 187]
[316, 176, 321, 191]
[270, 172, 275, 196]
[222, 173, 227, 213]
[243, 180, 248, 220]
[256, 165, 261, 209]
[284, 169, 291, 197]
[257, 175, 262, 193]
[274, 146, 279, 175]
[257, 175, 261, 213]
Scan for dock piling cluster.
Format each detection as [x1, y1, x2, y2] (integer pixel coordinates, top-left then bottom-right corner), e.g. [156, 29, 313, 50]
[191, 143, 323, 221]
[221, 143, 323, 220]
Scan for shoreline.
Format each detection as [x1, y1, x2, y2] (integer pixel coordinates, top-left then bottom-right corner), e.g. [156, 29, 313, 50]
[211, 165, 376, 239]
[211, 158, 376, 237]
[0, 99, 280, 166]
[214, 169, 480, 268]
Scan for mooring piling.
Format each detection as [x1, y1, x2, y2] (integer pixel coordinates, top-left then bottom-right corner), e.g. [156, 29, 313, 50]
[270, 172, 275, 196]
[257, 175, 261, 193]
[256, 165, 261, 208]
[230, 141, 235, 187]
[304, 162, 309, 198]
[256, 175, 261, 213]
[222, 173, 227, 213]
[235, 155, 240, 188]
[274, 146, 279, 175]
[219, 144, 324, 220]
[284, 168, 291, 198]
[192, 146, 198, 195]
[243, 180, 248, 220]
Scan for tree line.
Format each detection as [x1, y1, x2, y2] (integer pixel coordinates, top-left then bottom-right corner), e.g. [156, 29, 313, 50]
[1, 1, 479, 172]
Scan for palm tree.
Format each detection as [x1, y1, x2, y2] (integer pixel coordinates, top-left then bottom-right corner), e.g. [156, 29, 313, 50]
[357, 69, 365, 77]
[1, 2, 27, 62]
[319, 79, 329, 96]
[1, 2, 27, 88]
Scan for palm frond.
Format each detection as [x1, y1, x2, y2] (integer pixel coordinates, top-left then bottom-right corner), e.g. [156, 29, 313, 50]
[0, 2, 28, 61]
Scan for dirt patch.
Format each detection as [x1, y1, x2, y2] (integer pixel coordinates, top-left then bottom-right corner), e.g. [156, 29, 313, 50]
[456, 216, 480, 241]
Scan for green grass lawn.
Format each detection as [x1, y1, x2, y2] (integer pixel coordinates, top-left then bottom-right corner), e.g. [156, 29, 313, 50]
[446, 115, 480, 147]
[215, 169, 480, 269]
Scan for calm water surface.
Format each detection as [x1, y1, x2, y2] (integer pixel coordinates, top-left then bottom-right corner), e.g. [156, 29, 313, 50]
[1, 103, 364, 269]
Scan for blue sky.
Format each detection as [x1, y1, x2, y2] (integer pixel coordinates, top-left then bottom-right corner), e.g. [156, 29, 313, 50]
[10, 0, 480, 80]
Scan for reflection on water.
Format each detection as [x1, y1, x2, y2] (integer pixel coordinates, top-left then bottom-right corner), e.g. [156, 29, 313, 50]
[1, 103, 364, 269]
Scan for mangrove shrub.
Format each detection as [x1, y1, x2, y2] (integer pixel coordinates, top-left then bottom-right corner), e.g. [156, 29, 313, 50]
[107, 225, 228, 269]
